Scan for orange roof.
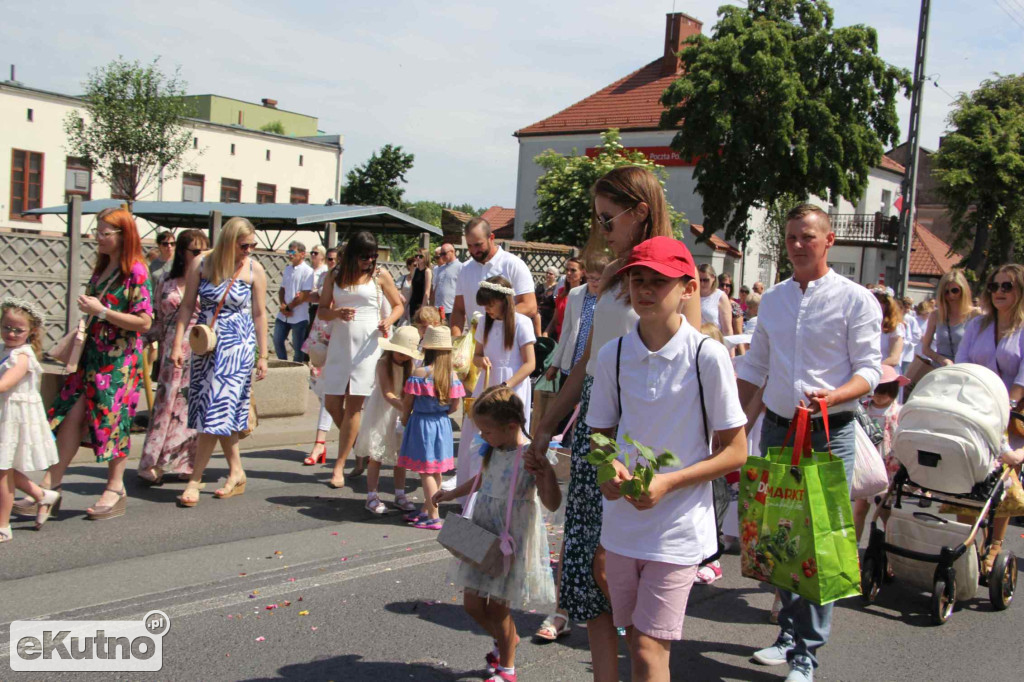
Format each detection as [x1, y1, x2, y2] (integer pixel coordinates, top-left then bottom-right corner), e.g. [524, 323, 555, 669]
[878, 155, 906, 174]
[690, 224, 742, 258]
[910, 222, 959, 277]
[517, 57, 676, 137]
[480, 205, 516, 238]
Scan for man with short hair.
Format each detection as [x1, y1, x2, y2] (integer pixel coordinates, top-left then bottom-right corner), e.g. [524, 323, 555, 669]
[753, 281, 765, 295]
[149, 230, 175, 286]
[275, 241, 315, 362]
[737, 205, 881, 682]
[449, 218, 536, 336]
[430, 242, 463, 320]
[304, 245, 330, 345]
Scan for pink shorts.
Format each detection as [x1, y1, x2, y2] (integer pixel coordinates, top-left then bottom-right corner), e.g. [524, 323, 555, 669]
[604, 550, 698, 641]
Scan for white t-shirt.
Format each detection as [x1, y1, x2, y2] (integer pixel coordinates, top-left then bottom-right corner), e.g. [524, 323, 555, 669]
[455, 247, 534, 324]
[587, 322, 747, 565]
[312, 264, 329, 296]
[880, 325, 905, 363]
[277, 262, 315, 324]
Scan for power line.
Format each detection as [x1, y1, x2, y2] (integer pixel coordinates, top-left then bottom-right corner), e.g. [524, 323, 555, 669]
[993, 0, 1024, 32]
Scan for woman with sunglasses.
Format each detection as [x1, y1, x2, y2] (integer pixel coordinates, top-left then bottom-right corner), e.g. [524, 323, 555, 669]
[170, 217, 269, 507]
[138, 229, 210, 486]
[527, 166, 701, 681]
[921, 268, 977, 367]
[954, 263, 1024, 574]
[408, 249, 432, 323]
[317, 231, 404, 489]
[27, 208, 154, 522]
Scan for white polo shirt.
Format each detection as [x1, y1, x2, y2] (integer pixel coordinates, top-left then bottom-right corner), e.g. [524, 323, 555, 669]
[277, 261, 315, 324]
[586, 321, 747, 565]
[455, 247, 534, 323]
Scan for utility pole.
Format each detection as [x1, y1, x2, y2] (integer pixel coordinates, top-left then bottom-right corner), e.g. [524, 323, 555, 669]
[895, 0, 931, 297]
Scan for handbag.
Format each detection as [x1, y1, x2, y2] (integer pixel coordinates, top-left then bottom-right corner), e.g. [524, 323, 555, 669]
[850, 420, 889, 500]
[239, 400, 258, 439]
[437, 445, 523, 578]
[904, 355, 934, 386]
[738, 402, 861, 605]
[189, 262, 243, 356]
[49, 274, 117, 374]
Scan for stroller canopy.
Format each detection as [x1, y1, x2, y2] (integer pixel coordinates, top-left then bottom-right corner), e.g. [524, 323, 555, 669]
[904, 364, 1009, 454]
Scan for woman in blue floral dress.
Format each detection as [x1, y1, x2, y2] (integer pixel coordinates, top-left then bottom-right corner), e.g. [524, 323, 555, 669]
[170, 217, 269, 507]
[40, 207, 153, 521]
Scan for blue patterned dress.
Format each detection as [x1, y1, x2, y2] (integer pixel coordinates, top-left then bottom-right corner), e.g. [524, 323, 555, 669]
[188, 261, 256, 435]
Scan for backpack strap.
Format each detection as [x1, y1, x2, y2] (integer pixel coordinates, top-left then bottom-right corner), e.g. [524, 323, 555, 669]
[695, 337, 710, 447]
[615, 337, 623, 418]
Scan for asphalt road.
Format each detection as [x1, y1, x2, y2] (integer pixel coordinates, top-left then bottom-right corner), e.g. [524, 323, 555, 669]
[1, 446, 1021, 681]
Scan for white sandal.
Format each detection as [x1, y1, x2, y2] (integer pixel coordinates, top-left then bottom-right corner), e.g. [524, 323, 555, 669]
[0, 525, 12, 543]
[534, 612, 571, 641]
[365, 493, 387, 515]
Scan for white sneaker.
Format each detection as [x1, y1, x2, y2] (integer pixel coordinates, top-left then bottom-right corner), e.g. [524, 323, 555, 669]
[753, 638, 794, 666]
[440, 477, 457, 492]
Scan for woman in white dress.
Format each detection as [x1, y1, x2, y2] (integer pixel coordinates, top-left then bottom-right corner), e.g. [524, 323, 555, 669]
[317, 231, 404, 489]
[698, 263, 732, 335]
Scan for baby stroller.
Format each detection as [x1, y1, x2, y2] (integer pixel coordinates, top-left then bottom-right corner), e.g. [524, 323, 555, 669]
[861, 363, 1018, 624]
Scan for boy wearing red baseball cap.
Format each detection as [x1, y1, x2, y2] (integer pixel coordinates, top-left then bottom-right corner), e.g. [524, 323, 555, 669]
[586, 236, 749, 679]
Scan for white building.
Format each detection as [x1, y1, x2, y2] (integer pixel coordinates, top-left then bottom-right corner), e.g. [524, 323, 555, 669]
[513, 12, 910, 290]
[0, 79, 343, 250]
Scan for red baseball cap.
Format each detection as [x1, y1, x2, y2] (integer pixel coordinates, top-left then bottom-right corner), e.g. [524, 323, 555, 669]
[616, 236, 697, 280]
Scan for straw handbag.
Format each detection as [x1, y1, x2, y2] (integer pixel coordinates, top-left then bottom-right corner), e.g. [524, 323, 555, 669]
[50, 276, 116, 374]
[437, 445, 522, 578]
[190, 263, 243, 355]
[463, 367, 490, 420]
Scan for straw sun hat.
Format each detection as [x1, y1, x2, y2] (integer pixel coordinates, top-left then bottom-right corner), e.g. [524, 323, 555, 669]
[421, 325, 453, 351]
[378, 325, 424, 360]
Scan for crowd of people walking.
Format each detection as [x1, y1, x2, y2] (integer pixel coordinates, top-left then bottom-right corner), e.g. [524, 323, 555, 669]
[1, 167, 1022, 682]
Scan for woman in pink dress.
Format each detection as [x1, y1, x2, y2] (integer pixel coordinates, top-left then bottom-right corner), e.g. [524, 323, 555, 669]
[138, 229, 209, 485]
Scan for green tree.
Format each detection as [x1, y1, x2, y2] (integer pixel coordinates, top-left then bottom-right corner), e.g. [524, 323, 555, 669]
[64, 57, 194, 205]
[524, 129, 684, 246]
[341, 144, 414, 208]
[260, 120, 286, 135]
[758, 192, 802, 282]
[932, 74, 1024, 278]
[660, 0, 910, 243]
[402, 200, 443, 227]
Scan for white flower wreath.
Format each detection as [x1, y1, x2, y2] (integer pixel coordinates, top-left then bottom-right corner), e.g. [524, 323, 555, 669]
[479, 280, 514, 296]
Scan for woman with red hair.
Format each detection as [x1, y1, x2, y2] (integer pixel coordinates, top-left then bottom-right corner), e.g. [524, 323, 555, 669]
[20, 207, 153, 522]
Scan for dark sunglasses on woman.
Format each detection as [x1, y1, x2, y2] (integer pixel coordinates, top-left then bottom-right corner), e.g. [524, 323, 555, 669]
[945, 286, 961, 295]
[987, 281, 1015, 294]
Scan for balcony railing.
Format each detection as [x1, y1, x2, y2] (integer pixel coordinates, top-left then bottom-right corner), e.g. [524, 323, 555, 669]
[830, 213, 899, 246]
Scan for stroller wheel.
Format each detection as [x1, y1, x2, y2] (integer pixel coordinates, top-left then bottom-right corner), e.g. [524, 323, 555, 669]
[988, 551, 1017, 611]
[931, 578, 956, 625]
[861, 555, 881, 604]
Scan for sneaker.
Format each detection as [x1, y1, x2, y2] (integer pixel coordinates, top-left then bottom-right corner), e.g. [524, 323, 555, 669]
[753, 637, 795, 666]
[785, 660, 813, 682]
[485, 650, 500, 675]
[486, 670, 516, 682]
[440, 477, 457, 492]
[695, 561, 723, 585]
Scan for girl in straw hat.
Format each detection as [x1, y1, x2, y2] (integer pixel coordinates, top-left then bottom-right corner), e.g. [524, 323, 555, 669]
[397, 325, 466, 529]
[357, 326, 423, 515]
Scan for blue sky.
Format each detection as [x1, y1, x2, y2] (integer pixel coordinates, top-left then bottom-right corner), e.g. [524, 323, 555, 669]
[4, 0, 1022, 209]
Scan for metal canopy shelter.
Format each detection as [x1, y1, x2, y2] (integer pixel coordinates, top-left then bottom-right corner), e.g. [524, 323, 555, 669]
[24, 199, 442, 241]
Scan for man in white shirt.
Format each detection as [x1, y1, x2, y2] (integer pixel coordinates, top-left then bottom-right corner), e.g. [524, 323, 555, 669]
[304, 245, 330, 343]
[449, 218, 537, 337]
[275, 241, 315, 362]
[430, 242, 464, 321]
[736, 204, 881, 682]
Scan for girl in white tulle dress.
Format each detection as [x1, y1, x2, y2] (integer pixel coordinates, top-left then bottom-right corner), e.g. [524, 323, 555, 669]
[433, 385, 560, 682]
[0, 298, 61, 543]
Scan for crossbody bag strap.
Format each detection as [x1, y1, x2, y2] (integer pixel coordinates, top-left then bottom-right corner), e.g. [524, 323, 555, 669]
[210, 261, 244, 329]
[498, 445, 524, 573]
[84, 272, 119, 328]
[695, 338, 710, 448]
[373, 267, 388, 338]
[615, 337, 623, 417]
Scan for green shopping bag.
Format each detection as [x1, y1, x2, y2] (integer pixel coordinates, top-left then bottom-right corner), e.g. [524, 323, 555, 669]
[738, 405, 860, 605]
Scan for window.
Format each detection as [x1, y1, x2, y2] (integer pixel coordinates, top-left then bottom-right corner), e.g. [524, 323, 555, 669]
[299, 154, 304, 167]
[290, 187, 309, 204]
[757, 253, 773, 286]
[230, 143, 236, 156]
[829, 261, 857, 280]
[26, 108, 33, 122]
[220, 178, 241, 203]
[110, 164, 132, 201]
[182, 173, 204, 202]
[256, 183, 276, 204]
[193, 136, 198, 149]
[265, 149, 271, 161]
[881, 189, 892, 216]
[10, 149, 43, 220]
[65, 156, 92, 202]
[237, 111, 244, 125]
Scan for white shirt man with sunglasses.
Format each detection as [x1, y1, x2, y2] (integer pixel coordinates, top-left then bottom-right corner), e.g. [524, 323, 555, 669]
[737, 204, 881, 682]
[275, 241, 315, 362]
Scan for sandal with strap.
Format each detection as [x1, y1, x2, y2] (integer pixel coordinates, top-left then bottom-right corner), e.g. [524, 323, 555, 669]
[86, 488, 127, 521]
[983, 540, 1003, 575]
[137, 466, 165, 487]
[534, 612, 571, 642]
[0, 525, 12, 543]
[304, 440, 327, 466]
[13, 484, 60, 517]
[34, 489, 62, 530]
[365, 492, 387, 515]
[214, 476, 247, 499]
[392, 492, 417, 512]
[177, 481, 203, 508]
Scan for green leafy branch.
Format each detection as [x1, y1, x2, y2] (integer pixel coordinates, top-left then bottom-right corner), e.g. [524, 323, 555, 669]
[586, 433, 680, 498]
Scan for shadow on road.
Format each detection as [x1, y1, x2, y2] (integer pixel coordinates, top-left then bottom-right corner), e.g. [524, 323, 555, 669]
[244, 654, 462, 681]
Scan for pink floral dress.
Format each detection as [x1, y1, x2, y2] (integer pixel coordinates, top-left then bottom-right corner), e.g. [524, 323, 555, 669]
[138, 277, 199, 475]
[48, 261, 153, 462]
